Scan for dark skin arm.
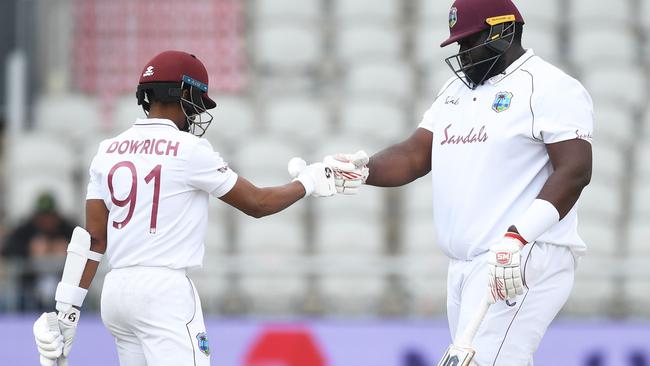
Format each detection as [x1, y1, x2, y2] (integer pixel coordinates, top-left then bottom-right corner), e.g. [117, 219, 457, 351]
[220, 176, 307, 218]
[365, 128, 433, 187]
[79, 199, 108, 289]
[509, 138, 592, 233]
[537, 139, 592, 218]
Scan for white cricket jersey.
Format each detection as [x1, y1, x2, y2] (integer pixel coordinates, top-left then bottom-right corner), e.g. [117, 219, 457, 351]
[419, 50, 593, 261]
[86, 118, 238, 269]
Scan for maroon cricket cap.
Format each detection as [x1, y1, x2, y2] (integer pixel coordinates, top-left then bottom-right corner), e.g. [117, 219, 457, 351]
[440, 0, 524, 47]
[138, 50, 216, 109]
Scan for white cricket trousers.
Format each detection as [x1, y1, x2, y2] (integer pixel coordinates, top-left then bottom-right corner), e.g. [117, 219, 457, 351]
[101, 266, 210, 366]
[447, 242, 575, 366]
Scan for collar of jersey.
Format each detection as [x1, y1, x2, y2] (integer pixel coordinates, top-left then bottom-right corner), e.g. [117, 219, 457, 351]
[134, 118, 180, 130]
[486, 49, 535, 85]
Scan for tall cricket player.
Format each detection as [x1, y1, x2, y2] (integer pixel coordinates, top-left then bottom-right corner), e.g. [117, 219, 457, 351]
[32, 50, 336, 366]
[325, 0, 593, 364]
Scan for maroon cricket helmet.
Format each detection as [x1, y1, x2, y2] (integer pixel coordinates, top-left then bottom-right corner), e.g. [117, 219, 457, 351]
[138, 50, 216, 109]
[441, 0, 524, 47]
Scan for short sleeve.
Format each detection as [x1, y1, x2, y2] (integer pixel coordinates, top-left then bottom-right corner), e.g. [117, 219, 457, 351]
[418, 105, 436, 132]
[417, 77, 458, 132]
[186, 140, 238, 198]
[86, 155, 104, 200]
[534, 77, 594, 144]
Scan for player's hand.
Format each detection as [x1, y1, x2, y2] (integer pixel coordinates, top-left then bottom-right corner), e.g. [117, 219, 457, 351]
[34, 312, 63, 366]
[487, 232, 527, 304]
[34, 308, 80, 366]
[322, 150, 369, 195]
[288, 157, 336, 197]
[57, 307, 80, 365]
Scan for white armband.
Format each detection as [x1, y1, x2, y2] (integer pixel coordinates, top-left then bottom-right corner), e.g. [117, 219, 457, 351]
[55, 282, 88, 310]
[513, 199, 560, 243]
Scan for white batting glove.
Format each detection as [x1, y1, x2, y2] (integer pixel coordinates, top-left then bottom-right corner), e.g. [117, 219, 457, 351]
[487, 232, 527, 304]
[57, 307, 80, 365]
[33, 307, 80, 366]
[288, 157, 336, 197]
[322, 150, 369, 195]
[34, 312, 63, 366]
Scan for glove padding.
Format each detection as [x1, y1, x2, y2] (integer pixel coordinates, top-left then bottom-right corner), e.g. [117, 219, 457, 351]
[322, 150, 369, 195]
[34, 312, 63, 366]
[288, 157, 336, 197]
[33, 308, 80, 366]
[487, 234, 526, 304]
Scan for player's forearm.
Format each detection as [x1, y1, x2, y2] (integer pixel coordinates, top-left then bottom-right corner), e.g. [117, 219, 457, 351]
[537, 166, 591, 219]
[79, 237, 106, 289]
[366, 144, 431, 187]
[250, 181, 305, 218]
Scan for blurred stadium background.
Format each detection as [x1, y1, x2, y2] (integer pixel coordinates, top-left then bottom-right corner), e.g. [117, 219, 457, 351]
[0, 0, 649, 364]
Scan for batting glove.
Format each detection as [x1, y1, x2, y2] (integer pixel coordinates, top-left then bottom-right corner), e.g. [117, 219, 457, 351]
[34, 312, 63, 366]
[33, 307, 80, 366]
[288, 157, 336, 197]
[487, 232, 527, 304]
[322, 150, 369, 195]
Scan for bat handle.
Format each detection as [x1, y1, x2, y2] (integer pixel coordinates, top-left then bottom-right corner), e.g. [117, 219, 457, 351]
[456, 297, 491, 347]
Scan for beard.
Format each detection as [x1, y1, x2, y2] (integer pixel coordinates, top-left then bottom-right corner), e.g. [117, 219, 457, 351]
[462, 53, 507, 86]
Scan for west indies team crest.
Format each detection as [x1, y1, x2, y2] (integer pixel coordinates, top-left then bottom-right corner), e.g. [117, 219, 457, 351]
[449, 7, 458, 28]
[492, 91, 513, 113]
[196, 332, 210, 357]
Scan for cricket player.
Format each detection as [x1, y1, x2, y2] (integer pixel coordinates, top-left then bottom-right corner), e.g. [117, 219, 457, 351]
[32, 50, 335, 366]
[326, 0, 593, 364]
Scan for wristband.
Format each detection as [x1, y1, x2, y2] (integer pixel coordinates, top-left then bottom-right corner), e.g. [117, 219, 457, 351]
[294, 176, 314, 197]
[513, 199, 560, 243]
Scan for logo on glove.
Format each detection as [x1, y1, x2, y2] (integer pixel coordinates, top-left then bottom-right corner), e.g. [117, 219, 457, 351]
[325, 167, 332, 178]
[496, 252, 511, 265]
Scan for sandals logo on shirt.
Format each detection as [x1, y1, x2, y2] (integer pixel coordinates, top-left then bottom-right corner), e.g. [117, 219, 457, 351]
[196, 332, 210, 357]
[492, 91, 513, 113]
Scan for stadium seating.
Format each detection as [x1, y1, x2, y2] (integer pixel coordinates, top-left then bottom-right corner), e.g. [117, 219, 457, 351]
[594, 103, 636, 146]
[11, 0, 650, 317]
[343, 60, 416, 101]
[335, 24, 404, 64]
[232, 135, 302, 187]
[570, 0, 632, 25]
[264, 96, 331, 147]
[338, 97, 408, 144]
[254, 22, 323, 77]
[514, 0, 561, 25]
[33, 94, 102, 143]
[333, 0, 401, 25]
[204, 96, 257, 150]
[255, 0, 323, 23]
[582, 66, 646, 110]
[571, 28, 638, 68]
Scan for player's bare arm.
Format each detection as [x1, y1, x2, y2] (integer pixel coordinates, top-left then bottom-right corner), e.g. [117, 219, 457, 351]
[536, 139, 592, 219]
[365, 128, 433, 187]
[221, 159, 336, 218]
[33, 200, 108, 366]
[220, 177, 307, 218]
[80, 199, 109, 289]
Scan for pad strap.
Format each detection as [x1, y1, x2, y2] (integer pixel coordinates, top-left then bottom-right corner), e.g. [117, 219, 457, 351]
[87, 250, 104, 262]
[55, 282, 88, 308]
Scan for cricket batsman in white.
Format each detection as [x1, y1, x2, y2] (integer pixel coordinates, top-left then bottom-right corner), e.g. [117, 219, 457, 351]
[33, 50, 336, 366]
[325, 0, 593, 364]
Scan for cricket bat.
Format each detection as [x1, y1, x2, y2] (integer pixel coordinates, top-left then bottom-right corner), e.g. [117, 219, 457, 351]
[437, 297, 491, 366]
